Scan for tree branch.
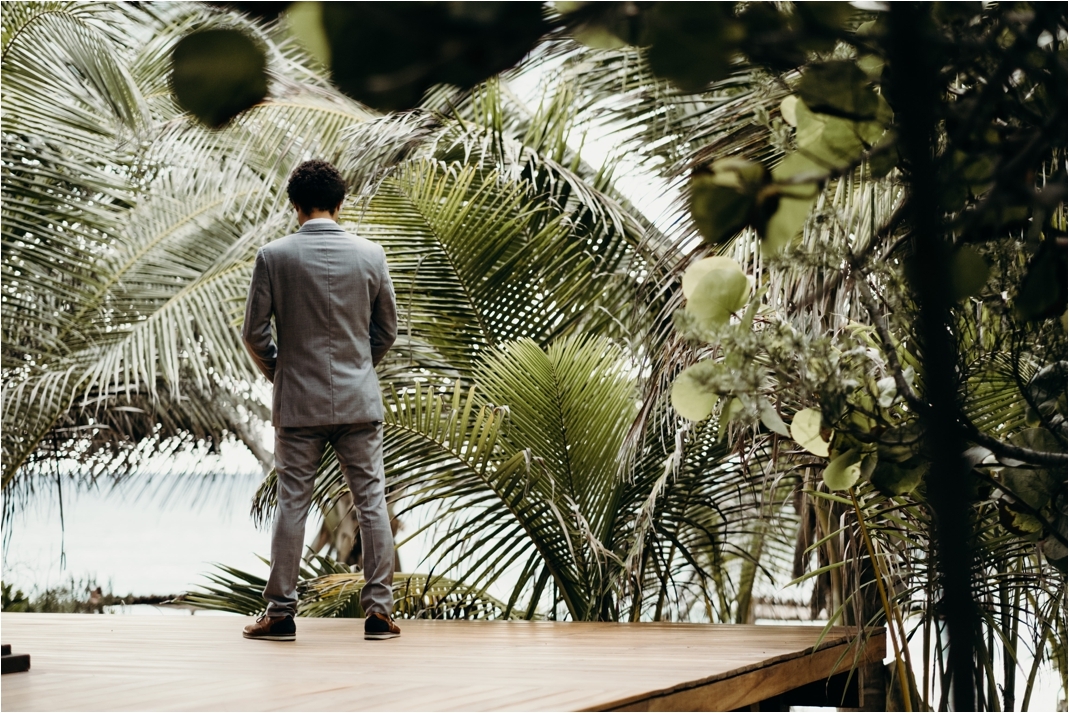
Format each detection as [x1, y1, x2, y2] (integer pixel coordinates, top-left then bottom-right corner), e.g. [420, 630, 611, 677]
[853, 274, 928, 413]
[963, 425, 1068, 468]
[855, 272, 1067, 468]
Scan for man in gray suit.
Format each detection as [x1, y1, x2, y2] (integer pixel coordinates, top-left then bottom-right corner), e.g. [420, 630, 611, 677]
[240, 160, 401, 641]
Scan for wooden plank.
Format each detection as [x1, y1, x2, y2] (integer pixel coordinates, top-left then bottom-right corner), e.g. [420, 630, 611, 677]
[0, 614, 884, 712]
[604, 629, 885, 711]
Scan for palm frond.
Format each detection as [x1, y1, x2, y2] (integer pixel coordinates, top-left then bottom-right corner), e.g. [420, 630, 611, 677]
[179, 552, 517, 620]
[351, 160, 619, 375]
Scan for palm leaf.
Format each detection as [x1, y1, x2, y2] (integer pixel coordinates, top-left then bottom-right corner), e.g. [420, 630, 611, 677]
[352, 160, 625, 376]
[179, 553, 517, 620]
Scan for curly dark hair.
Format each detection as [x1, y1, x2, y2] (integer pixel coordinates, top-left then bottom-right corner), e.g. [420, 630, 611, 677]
[287, 160, 346, 215]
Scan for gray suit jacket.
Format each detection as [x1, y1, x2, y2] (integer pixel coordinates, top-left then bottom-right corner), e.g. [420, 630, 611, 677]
[242, 219, 397, 427]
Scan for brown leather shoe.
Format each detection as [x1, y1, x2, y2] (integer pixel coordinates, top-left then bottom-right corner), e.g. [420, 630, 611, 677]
[364, 611, 400, 640]
[242, 614, 296, 641]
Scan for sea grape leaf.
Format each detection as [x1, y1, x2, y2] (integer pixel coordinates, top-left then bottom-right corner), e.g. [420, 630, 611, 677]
[793, 98, 888, 171]
[555, 1, 651, 46]
[872, 459, 926, 496]
[686, 267, 749, 326]
[857, 54, 885, 79]
[646, 4, 738, 91]
[796, 61, 880, 120]
[793, 2, 853, 51]
[171, 29, 268, 128]
[963, 446, 995, 468]
[762, 193, 816, 253]
[671, 362, 720, 421]
[286, 2, 331, 66]
[690, 160, 768, 244]
[1010, 427, 1065, 455]
[794, 101, 863, 169]
[823, 449, 862, 491]
[759, 399, 790, 437]
[690, 180, 753, 244]
[794, 100, 828, 150]
[1042, 537, 1068, 573]
[949, 245, 991, 300]
[682, 257, 745, 299]
[1001, 467, 1054, 512]
[999, 501, 1045, 536]
[737, 3, 804, 71]
[1041, 508, 1068, 572]
[780, 95, 799, 127]
[322, 2, 546, 111]
[998, 430, 1066, 515]
[573, 24, 629, 49]
[855, 20, 880, 37]
[709, 158, 768, 187]
[868, 132, 899, 178]
[791, 408, 830, 457]
[723, 397, 745, 423]
[772, 151, 829, 183]
[1016, 238, 1068, 321]
[860, 453, 879, 481]
[955, 150, 995, 192]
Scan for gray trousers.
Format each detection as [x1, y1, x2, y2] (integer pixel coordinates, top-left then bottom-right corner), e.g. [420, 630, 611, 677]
[263, 422, 394, 618]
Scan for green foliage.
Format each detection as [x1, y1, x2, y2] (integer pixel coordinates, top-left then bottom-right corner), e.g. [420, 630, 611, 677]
[643, 4, 739, 91]
[179, 1, 547, 113]
[949, 245, 991, 301]
[1, 578, 119, 613]
[870, 459, 925, 497]
[170, 29, 267, 127]
[822, 450, 861, 491]
[796, 61, 881, 121]
[180, 552, 513, 619]
[685, 266, 749, 328]
[790, 408, 829, 457]
[251, 337, 771, 624]
[321, 2, 546, 111]
[648, 2, 1066, 706]
[6, 3, 1068, 709]
[1, 582, 30, 612]
[1016, 237, 1069, 321]
[671, 363, 719, 422]
[689, 160, 767, 245]
[1, 2, 386, 505]
[1, 3, 651, 510]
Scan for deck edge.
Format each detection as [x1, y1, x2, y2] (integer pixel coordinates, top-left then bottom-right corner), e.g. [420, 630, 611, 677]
[590, 627, 887, 712]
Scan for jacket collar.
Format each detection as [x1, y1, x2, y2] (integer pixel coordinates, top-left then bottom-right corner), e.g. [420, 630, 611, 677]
[297, 218, 344, 233]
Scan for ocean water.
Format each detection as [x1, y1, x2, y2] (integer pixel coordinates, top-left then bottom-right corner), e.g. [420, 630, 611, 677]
[2, 472, 273, 598]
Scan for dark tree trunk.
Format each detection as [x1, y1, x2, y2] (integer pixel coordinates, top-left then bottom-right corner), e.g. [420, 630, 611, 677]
[886, 3, 980, 709]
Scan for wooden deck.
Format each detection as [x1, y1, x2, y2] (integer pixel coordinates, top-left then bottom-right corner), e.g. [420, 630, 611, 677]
[1, 614, 885, 711]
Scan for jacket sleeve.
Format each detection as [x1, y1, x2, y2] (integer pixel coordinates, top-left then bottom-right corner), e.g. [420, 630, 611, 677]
[242, 248, 278, 382]
[370, 246, 397, 367]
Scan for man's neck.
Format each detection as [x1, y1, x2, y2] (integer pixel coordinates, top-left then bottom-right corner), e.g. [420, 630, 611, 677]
[296, 209, 338, 226]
